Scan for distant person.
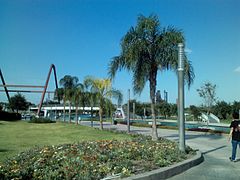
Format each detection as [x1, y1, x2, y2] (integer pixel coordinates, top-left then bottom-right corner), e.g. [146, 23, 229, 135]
[228, 111, 240, 162]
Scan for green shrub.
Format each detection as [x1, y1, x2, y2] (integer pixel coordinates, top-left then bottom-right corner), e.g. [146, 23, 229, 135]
[29, 117, 56, 124]
[0, 134, 195, 179]
[0, 111, 21, 121]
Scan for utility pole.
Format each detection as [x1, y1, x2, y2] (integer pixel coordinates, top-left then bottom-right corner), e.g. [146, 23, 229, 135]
[178, 43, 185, 152]
[127, 89, 130, 133]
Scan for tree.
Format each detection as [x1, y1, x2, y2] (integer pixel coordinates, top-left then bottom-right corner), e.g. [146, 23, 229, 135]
[54, 88, 65, 120]
[73, 83, 84, 124]
[197, 82, 217, 115]
[156, 101, 171, 119]
[103, 98, 115, 120]
[84, 91, 98, 127]
[84, 76, 122, 130]
[59, 75, 79, 123]
[0, 103, 3, 111]
[212, 101, 231, 120]
[189, 105, 201, 121]
[170, 103, 178, 117]
[108, 14, 194, 140]
[9, 93, 29, 113]
[231, 101, 240, 116]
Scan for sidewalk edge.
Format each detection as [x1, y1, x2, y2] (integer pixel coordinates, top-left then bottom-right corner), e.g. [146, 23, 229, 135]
[123, 151, 204, 180]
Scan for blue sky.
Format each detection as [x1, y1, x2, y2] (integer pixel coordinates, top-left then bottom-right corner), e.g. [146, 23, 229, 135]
[0, 0, 240, 106]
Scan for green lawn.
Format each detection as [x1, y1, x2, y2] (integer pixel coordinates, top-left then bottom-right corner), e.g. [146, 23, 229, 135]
[0, 120, 131, 162]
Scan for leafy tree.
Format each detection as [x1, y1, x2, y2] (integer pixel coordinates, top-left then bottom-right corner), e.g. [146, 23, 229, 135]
[84, 76, 122, 130]
[9, 93, 29, 113]
[0, 102, 8, 111]
[108, 14, 194, 140]
[122, 100, 148, 119]
[0, 103, 3, 111]
[156, 101, 171, 118]
[212, 101, 231, 120]
[130, 100, 144, 119]
[197, 82, 217, 115]
[170, 103, 178, 116]
[231, 101, 240, 116]
[43, 100, 59, 105]
[189, 105, 201, 121]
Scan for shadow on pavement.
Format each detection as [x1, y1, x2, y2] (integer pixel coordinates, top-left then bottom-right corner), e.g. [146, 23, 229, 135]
[162, 133, 224, 141]
[131, 129, 151, 133]
[203, 145, 227, 155]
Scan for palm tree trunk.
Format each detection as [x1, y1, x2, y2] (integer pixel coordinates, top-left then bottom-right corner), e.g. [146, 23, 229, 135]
[99, 107, 103, 130]
[150, 71, 158, 141]
[151, 102, 158, 140]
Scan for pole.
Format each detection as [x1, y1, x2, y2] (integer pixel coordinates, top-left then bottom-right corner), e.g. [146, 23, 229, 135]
[178, 43, 185, 152]
[127, 89, 130, 133]
[144, 108, 146, 119]
[133, 102, 135, 121]
[0, 69, 13, 111]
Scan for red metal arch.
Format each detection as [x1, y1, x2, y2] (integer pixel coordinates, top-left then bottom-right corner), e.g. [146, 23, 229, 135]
[0, 64, 59, 116]
[37, 64, 59, 116]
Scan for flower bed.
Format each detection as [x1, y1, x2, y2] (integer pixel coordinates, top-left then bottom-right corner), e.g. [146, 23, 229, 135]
[0, 134, 195, 179]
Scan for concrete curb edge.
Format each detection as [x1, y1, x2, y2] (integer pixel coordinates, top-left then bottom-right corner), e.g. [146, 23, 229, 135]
[123, 151, 204, 180]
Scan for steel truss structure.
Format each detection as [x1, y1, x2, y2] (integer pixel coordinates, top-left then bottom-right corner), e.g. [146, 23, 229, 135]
[0, 64, 59, 116]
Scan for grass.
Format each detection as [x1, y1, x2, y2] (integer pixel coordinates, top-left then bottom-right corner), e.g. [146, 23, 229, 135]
[0, 120, 131, 162]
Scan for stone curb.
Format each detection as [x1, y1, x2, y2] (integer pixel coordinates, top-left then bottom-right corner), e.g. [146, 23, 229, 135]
[123, 151, 204, 180]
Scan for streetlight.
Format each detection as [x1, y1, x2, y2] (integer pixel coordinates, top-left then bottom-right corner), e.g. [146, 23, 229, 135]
[178, 43, 185, 152]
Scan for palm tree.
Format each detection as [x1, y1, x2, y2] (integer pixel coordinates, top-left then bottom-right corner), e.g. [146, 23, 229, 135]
[104, 98, 115, 123]
[108, 15, 194, 140]
[84, 76, 122, 130]
[73, 83, 84, 124]
[84, 91, 97, 127]
[54, 88, 65, 121]
[59, 75, 79, 123]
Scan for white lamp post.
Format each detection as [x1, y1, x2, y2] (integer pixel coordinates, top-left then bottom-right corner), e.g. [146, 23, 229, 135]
[178, 43, 185, 152]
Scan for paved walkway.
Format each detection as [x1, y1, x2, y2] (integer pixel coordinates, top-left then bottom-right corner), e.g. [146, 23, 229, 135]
[80, 121, 240, 180]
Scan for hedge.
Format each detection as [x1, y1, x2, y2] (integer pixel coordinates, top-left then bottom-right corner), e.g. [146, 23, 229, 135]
[0, 111, 21, 121]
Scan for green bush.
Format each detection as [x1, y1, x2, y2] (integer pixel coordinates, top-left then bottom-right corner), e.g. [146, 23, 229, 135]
[0, 111, 21, 121]
[0, 134, 195, 179]
[29, 117, 56, 124]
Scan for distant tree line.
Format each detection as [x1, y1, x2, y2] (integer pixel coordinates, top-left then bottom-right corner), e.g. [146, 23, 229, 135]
[121, 99, 240, 121]
[122, 99, 178, 119]
[189, 101, 240, 121]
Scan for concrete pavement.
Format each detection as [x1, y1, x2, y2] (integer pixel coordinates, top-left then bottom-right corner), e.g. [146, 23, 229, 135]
[80, 121, 240, 179]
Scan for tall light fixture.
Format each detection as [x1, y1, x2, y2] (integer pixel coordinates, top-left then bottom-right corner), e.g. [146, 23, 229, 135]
[178, 43, 185, 152]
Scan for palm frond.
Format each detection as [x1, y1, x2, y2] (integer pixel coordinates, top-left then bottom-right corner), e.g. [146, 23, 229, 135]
[184, 58, 195, 88]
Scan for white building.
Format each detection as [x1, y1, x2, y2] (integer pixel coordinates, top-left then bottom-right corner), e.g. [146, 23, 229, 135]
[30, 105, 99, 118]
